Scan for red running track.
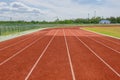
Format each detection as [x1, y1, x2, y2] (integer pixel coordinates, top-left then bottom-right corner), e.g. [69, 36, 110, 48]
[0, 28, 120, 80]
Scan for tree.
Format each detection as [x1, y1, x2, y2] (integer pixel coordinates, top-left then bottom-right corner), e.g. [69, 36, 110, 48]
[108, 17, 117, 23]
[116, 17, 120, 23]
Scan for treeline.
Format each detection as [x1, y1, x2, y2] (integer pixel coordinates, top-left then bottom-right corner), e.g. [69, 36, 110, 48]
[0, 21, 57, 35]
[0, 16, 120, 24]
[53, 16, 120, 24]
[0, 16, 120, 36]
[0, 21, 42, 35]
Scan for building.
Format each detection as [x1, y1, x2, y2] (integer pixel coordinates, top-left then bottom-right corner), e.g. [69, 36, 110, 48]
[99, 20, 111, 24]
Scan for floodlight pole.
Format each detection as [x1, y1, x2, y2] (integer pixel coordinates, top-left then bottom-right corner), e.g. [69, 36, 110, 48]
[10, 17, 12, 21]
[94, 10, 96, 18]
[88, 13, 90, 20]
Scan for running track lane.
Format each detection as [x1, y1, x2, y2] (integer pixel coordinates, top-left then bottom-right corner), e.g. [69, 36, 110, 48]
[0, 28, 120, 80]
[81, 28, 120, 43]
[0, 30, 48, 63]
[26, 30, 73, 80]
[0, 29, 56, 79]
[68, 29, 120, 79]
[0, 29, 48, 48]
[0, 31, 47, 50]
[75, 29, 120, 74]
[77, 29, 120, 52]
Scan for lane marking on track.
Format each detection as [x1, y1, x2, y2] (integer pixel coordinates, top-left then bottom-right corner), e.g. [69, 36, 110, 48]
[70, 30, 120, 78]
[85, 36, 120, 54]
[77, 30, 120, 54]
[81, 29, 120, 45]
[0, 31, 50, 66]
[98, 37, 120, 45]
[0, 31, 46, 51]
[80, 29, 120, 45]
[0, 35, 32, 51]
[25, 30, 58, 80]
[63, 29, 76, 80]
[76, 30, 120, 54]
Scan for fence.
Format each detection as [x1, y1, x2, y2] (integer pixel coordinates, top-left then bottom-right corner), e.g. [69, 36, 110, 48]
[0, 23, 61, 36]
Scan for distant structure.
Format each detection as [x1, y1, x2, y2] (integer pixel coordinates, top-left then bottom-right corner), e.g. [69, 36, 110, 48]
[99, 20, 111, 24]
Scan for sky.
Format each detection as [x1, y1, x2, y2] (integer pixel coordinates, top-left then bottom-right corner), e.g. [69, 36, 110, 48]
[0, 0, 120, 21]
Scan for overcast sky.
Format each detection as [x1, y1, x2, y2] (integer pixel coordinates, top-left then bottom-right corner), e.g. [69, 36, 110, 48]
[0, 0, 120, 21]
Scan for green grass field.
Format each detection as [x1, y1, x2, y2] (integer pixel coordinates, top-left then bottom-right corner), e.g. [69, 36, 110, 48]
[84, 26, 120, 38]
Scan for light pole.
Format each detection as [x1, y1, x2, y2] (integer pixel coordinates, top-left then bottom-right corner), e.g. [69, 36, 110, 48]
[88, 13, 90, 20]
[88, 13, 90, 23]
[94, 10, 96, 18]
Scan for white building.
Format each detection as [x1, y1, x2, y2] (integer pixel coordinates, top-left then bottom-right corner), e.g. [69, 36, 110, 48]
[99, 20, 111, 24]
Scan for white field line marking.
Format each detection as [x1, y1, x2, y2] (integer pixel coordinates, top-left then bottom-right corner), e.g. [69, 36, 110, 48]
[99, 37, 120, 45]
[0, 35, 32, 51]
[77, 30, 120, 53]
[0, 31, 46, 51]
[0, 31, 50, 66]
[76, 31, 120, 54]
[70, 30, 120, 77]
[86, 36, 120, 54]
[81, 28, 120, 45]
[77, 30, 120, 54]
[81, 28, 120, 39]
[25, 30, 58, 80]
[0, 28, 47, 43]
[63, 29, 76, 80]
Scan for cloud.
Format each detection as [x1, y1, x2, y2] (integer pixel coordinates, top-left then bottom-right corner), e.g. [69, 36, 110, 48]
[0, 0, 120, 21]
[72, 0, 104, 5]
[21, 0, 120, 16]
[0, 2, 7, 7]
[0, 1, 48, 21]
[0, 2, 45, 14]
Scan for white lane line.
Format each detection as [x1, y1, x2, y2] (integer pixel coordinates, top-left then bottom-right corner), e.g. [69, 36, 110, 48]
[0, 28, 47, 42]
[0, 36, 32, 51]
[76, 30, 120, 54]
[0, 31, 50, 66]
[81, 29, 120, 45]
[99, 37, 120, 45]
[0, 31, 46, 51]
[77, 30, 120, 53]
[70, 30, 120, 78]
[63, 29, 76, 80]
[86, 36, 120, 54]
[77, 31, 120, 54]
[25, 30, 58, 80]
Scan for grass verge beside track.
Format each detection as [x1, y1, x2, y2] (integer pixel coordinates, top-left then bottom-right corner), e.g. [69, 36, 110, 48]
[83, 26, 120, 38]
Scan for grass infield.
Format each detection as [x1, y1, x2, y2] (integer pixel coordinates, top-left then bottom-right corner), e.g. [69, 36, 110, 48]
[84, 26, 120, 38]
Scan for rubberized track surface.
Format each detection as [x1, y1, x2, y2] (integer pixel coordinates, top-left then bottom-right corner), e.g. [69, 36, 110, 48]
[0, 28, 120, 80]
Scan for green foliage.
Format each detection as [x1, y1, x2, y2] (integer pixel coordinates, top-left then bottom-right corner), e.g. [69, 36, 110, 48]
[0, 16, 120, 36]
[54, 16, 120, 24]
[0, 21, 56, 36]
[106, 17, 117, 23]
[84, 27, 120, 38]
